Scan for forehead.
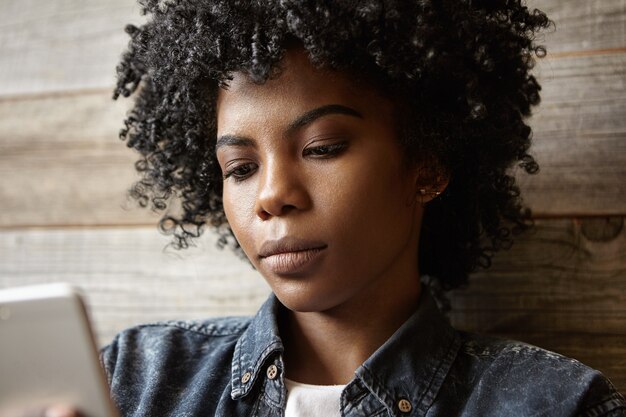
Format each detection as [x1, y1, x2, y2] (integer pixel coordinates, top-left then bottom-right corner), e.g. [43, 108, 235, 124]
[215, 48, 393, 135]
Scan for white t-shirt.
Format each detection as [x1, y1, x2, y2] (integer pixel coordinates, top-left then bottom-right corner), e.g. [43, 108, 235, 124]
[284, 378, 345, 417]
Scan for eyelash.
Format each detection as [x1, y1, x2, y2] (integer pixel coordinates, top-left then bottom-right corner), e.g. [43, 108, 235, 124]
[222, 162, 256, 182]
[222, 141, 349, 183]
[302, 141, 348, 158]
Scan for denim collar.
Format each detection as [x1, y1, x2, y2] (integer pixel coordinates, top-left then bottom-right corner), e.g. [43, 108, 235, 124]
[230, 286, 461, 413]
[352, 288, 462, 415]
[230, 292, 284, 399]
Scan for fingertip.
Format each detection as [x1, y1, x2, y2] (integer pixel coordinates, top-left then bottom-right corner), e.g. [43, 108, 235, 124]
[44, 406, 81, 417]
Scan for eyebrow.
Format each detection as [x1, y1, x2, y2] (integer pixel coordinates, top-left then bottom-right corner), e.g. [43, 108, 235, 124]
[286, 104, 363, 134]
[215, 134, 254, 151]
[215, 104, 363, 151]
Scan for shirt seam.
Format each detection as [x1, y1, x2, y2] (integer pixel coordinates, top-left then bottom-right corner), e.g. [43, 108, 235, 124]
[128, 320, 250, 338]
[357, 365, 397, 414]
[236, 340, 283, 398]
[577, 392, 626, 417]
[418, 331, 462, 415]
[340, 383, 369, 416]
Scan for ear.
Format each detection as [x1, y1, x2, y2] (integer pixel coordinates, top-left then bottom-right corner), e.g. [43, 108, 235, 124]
[412, 160, 450, 205]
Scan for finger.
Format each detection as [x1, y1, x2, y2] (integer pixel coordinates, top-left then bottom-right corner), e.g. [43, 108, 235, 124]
[44, 406, 81, 417]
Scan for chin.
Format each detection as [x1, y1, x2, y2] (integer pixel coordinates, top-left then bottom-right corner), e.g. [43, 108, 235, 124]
[272, 286, 345, 313]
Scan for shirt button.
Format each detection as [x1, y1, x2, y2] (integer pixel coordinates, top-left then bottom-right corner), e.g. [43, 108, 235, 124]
[241, 372, 251, 384]
[266, 364, 278, 380]
[398, 398, 412, 413]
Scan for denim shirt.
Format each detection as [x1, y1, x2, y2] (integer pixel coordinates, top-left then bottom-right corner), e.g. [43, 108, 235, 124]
[101, 287, 626, 417]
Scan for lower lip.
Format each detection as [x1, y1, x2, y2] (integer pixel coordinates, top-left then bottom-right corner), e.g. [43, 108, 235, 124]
[261, 248, 326, 275]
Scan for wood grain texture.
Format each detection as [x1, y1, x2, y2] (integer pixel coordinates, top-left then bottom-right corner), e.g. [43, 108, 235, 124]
[1, 218, 624, 391]
[520, 53, 626, 216]
[449, 217, 626, 334]
[0, 0, 144, 96]
[528, 0, 626, 54]
[0, 226, 270, 346]
[0, 92, 160, 226]
[448, 217, 626, 392]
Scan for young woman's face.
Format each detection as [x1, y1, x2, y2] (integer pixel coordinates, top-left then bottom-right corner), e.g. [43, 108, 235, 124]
[216, 49, 425, 313]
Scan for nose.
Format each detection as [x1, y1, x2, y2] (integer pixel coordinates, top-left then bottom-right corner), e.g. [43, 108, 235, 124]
[255, 158, 311, 220]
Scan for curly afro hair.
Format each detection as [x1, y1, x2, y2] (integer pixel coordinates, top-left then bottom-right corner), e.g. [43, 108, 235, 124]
[113, 0, 552, 291]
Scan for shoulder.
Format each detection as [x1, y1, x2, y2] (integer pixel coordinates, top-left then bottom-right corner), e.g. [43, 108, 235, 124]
[109, 315, 252, 340]
[99, 316, 253, 414]
[445, 331, 626, 417]
[455, 331, 600, 387]
[100, 316, 251, 383]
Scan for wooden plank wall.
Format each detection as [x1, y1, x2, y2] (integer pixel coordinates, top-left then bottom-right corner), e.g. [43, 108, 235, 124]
[0, 0, 624, 393]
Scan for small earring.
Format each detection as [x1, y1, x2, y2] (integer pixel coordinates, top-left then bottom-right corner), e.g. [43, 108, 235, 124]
[418, 189, 441, 197]
[417, 188, 441, 207]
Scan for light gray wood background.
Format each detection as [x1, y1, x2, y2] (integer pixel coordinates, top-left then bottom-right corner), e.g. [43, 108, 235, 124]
[0, 0, 624, 393]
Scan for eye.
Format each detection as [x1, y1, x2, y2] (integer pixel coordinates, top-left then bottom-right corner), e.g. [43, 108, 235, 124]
[223, 161, 257, 182]
[302, 141, 349, 158]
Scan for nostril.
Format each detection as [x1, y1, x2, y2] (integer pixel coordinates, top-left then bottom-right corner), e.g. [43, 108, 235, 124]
[256, 204, 298, 220]
[258, 209, 271, 221]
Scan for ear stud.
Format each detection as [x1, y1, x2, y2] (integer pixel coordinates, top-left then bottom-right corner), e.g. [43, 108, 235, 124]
[419, 189, 441, 197]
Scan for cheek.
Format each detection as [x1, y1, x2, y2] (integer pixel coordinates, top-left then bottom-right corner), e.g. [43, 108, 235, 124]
[319, 158, 416, 255]
[223, 184, 257, 247]
[329, 161, 411, 219]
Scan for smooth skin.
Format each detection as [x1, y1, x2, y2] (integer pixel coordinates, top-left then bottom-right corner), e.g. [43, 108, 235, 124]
[216, 48, 447, 385]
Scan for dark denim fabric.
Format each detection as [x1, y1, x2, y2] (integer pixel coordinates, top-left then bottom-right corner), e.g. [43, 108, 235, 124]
[101, 287, 626, 417]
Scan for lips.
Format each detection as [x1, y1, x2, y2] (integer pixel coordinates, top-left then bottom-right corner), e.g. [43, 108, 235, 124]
[258, 237, 327, 275]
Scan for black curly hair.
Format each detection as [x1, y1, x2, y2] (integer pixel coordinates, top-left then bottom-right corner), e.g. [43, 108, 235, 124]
[113, 0, 552, 291]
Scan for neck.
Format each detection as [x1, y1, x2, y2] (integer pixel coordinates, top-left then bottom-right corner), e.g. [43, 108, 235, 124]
[279, 275, 422, 385]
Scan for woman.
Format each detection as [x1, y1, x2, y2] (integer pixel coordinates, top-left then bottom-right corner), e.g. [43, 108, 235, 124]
[101, 0, 625, 416]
